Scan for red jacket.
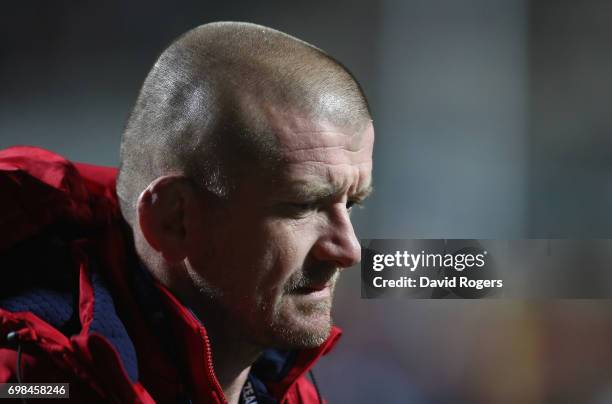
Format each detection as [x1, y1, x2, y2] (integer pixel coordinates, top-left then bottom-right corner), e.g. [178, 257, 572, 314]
[0, 146, 341, 403]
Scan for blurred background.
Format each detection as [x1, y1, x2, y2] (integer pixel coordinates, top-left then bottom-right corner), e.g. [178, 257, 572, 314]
[2, 0, 612, 402]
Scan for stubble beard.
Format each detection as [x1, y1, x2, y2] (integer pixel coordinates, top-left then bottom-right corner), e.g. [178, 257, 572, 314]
[266, 269, 340, 349]
[188, 264, 340, 350]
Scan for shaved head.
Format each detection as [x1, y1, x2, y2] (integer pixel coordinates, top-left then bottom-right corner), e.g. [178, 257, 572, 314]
[117, 21, 371, 225]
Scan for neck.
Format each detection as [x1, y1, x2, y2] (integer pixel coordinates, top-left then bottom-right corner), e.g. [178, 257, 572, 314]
[194, 307, 262, 404]
[207, 332, 261, 404]
[172, 277, 262, 404]
[160, 264, 265, 403]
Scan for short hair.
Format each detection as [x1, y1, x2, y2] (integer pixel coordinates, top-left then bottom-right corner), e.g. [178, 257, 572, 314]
[117, 21, 371, 225]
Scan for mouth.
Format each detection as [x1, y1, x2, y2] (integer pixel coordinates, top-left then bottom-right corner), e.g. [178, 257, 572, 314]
[285, 268, 339, 298]
[288, 282, 335, 301]
[292, 283, 331, 294]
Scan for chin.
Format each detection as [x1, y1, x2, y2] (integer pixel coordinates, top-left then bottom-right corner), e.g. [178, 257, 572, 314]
[266, 309, 334, 349]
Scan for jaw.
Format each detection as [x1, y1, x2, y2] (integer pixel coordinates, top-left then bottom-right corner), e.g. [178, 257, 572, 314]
[260, 290, 335, 349]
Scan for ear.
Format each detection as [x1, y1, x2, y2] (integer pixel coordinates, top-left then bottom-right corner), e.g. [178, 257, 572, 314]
[137, 175, 196, 263]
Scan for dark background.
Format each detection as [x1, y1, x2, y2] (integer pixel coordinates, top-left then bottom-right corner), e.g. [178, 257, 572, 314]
[2, 1, 612, 403]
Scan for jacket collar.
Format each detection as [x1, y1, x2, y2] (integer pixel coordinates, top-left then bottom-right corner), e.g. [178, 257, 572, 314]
[149, 273, 342, 403]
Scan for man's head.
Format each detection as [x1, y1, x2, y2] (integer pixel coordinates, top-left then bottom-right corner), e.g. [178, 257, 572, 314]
[117, 22, 374, 349]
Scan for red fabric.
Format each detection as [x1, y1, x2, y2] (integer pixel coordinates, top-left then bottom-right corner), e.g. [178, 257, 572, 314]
[0, 146, 341, 403]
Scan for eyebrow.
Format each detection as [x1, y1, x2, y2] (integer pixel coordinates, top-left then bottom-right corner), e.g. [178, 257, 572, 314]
[284, 181, 373, 202]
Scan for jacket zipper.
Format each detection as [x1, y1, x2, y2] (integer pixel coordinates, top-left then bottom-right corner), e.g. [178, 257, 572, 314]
[196, 318, 227, 404]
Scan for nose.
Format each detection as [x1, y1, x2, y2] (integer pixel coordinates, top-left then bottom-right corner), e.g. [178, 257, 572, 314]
[312, 205, 361, 268]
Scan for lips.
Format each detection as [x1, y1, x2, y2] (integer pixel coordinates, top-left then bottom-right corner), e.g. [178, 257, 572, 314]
[285, 267, 339, 295]
[292, 283, 330, 294]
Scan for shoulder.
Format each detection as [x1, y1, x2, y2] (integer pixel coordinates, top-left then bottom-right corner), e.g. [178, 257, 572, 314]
[0, 146, 151, 401]
[284, 372, 327, 404]
[0, 145, 120, 253]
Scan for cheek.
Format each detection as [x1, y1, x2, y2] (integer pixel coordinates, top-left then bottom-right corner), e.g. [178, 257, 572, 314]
[186, 208, 322, 305]
[252, 224, 300, 294]
[185, 211, 254, 290]
[201, 217, 292, 299]
[258, 219, 320, 287]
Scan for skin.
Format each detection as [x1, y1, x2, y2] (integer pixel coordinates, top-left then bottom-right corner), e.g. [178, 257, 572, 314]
[137, 104, 374, 403]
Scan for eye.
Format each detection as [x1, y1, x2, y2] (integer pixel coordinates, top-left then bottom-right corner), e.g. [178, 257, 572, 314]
[290, 202, 316, 211]
[284, 202, 319, 217]
[346, 200, 359, 211]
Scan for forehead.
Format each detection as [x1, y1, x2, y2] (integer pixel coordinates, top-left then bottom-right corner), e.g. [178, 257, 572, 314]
[261, 104, 374, 195]
[262, 102, 373, 151]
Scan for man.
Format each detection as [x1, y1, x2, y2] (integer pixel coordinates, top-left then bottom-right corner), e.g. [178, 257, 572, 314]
[0, 21, 374, 403]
